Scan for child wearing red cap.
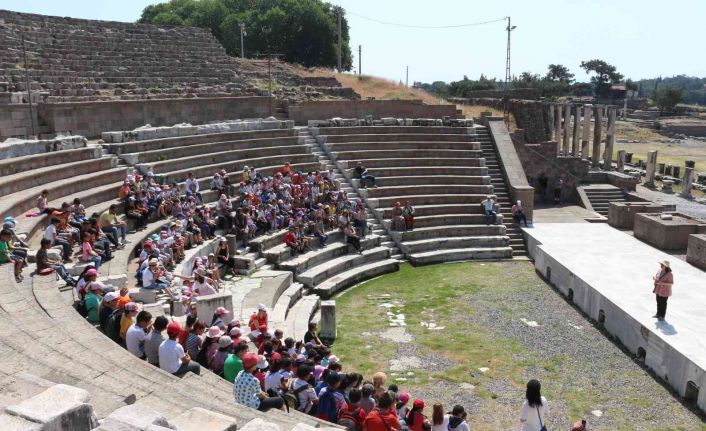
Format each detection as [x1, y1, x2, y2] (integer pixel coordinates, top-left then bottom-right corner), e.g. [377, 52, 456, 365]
[233, 352, 284, 411]
[158, 322, 201, 377]
[405, 399, 431, 431]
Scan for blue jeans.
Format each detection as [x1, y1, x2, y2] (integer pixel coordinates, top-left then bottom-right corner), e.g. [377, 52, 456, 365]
[50, 264, 72, 283]
[102, 225, 126, 243]
[53, 238, 71, 260]
[145, 282, 168, 290]
[84, 255, 102, 269]
[484, 210, 497, 225]
[315, 232, 328, 246]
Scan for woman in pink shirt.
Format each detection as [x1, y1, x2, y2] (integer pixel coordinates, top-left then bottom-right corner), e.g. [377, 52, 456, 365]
[653, 260, 674, 320]
[81, 232, 102, 269]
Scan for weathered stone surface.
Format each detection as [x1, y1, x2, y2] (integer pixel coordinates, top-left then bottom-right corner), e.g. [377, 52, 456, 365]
[169, 407, 237, 431]
[319, 300, 337, 342]
[99, 404, 175, 430]
[5, 384, 97, 431]
[634, 212, 706, 250]
[240, 418, 282, 431]
[607, 201, 666, 229]
[687, 234, 706, 270]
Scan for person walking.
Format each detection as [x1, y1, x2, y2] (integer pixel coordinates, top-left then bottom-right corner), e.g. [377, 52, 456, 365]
[519, 379, 548, 431]
[653, 260, 674, 321]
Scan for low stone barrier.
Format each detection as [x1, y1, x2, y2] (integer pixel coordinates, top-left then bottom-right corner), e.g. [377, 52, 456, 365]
[608, 201, 667, 229]
[101, 118, 293, 143]
[634, 213, 706, 250]
[687, 234, 706, 270]
[196, 292, 235, 326]
[0, 134, 87, 159]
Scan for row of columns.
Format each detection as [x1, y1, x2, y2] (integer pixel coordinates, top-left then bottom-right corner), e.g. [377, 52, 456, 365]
[550, 102, 616, 170]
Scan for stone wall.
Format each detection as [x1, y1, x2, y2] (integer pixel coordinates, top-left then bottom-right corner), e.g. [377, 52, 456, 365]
[288, 100, 462, 124]
[453, 88, 541, 100]
[452, 98, 552, 143]
[37, 96, 274, 138]
[0, 104, 39, 140]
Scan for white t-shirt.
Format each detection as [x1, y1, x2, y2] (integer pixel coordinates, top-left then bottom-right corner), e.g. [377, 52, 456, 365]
[194, 279, 216, 296]
[44, 224, 57, 242]
[126, 324, 148, 357]
[185, 178, 200, 193]
[142, 268, 156, 287]
[159, 338, 184, 374]
[519, 397, 548, 431]
[431, 415, 450, 431]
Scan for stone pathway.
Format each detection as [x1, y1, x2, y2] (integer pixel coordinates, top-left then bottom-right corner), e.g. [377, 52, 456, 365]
[635, 184, 706, 219]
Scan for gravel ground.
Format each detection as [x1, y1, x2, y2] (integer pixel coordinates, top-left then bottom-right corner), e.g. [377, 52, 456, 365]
[335, 261, 706, 431]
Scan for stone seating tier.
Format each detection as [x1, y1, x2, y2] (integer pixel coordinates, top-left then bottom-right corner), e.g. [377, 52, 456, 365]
[383, 214, 504, 229]
[369, 175, 490, 187]
[345, 166, 489, 179]
[137, 142, 305, 173]
[0, 146, 98, 176]
[400, 235, 509, 254]
[312, 259, 400, 299]
[297, 246, 391, 288]
[4, 267, 330, 430]
[367, 193, 496, 209]
[321, 133, 477, 144]
[364, 184, 493, 198]
[106, 129, 295, 155]
[127, 137, 301, 165]
[330, 149, 484, 162]
[314, 126, 473, 136]
[379, 203, 490, 218]
[341, 158, 485, 169]
[323, 141, 482, 151]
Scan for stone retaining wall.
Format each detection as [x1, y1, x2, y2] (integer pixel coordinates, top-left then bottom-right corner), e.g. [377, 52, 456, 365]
[38, 96, 274, 138]
[288, 100, 462, 124]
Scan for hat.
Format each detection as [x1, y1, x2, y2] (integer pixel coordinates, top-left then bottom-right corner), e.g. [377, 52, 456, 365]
[88, 281, 104, 292]
[328, 355, 339, 365]
[86, 268, 98, 277]
[296, 354, 306, 363]
[313, 365, 325, 380]
[103, 292, 119, 302]
[230, 319, 241, 327]
[413, 399, 425, 410]
[399, 392, 410, 404]
[219, 236, 227, 242]
[230, 327, 242, 337]
[148, 258, 158, 266]
[195, 268, 207, 277]
[660, 260, 671, 268]
[207, 326, 223, 338]
[124, 302, 139, 312]
[257, 303, 267, 312]
[242, 352, 258, 369]
[257, 355, 269, 369]
[215, 306, 229, 316]
[166, 322, 182, 337]
[150, 234, 159, 241]
[450, 405, 465, 416]
[218, 335, 232, 349]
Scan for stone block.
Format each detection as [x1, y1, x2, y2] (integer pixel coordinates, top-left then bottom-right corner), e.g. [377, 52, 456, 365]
[196, 291, 234, 324]
[169, 407, 237, 431]
[319, 300, 336, 342]
[240, 418, 282, 431]
[0, 413, 42, 431]
[5, 384, 97, 431]
[607, 201, 666, 229]
[129, 288, 158, 304]
[687, 234, 706, 271]
[634, 213, 706, 250]
[99, 404, 175, 430]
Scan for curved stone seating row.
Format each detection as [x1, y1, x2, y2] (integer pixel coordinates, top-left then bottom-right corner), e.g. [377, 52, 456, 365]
[315, 125, 513, 265]
[105, 129, 294, 156]
[0, 146, 99, 176]
[0, 265, 327, 429]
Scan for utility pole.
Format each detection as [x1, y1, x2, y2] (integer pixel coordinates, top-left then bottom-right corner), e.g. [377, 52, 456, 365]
[358, 45, 361, 75]
[337, 11, 342, 71]
[239, 23, 246, 59]
[405, 66, 409, 88]
[21, 35, 36, 138]
[503, 17, 517, 126]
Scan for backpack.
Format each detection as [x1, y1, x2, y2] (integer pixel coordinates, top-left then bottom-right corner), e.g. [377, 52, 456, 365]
[74, 300, 88, 318]
[105, 309, 124, 343]
[316, 390, 338, 423]
[284, 383, 311, 412]
[338, 407, 363, 431]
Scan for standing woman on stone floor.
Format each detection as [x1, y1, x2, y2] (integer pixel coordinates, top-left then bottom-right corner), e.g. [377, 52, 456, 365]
[653, 260, 673, 320]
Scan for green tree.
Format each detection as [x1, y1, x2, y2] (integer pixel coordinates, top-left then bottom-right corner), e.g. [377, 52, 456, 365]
[545, 64, 574, 83]
[139, 0, 352, 70]
[654, 86, 686, 114]
[580, 59, 623, 97]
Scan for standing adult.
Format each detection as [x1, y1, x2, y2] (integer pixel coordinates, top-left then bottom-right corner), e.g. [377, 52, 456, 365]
[519, 379, 548, 431]
[537, 173, 548, 203]
[653, 260, 674, 320]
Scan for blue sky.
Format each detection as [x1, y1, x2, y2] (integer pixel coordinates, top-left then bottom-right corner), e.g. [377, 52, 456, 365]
[4, 0, 705, 84]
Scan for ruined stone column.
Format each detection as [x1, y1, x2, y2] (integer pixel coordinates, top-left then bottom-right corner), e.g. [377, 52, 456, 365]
[554, 104, 562, 154]
[563, 103, 571, 155]
[572, 105, 581, 156]
[547, 103, 554, 142]
[681, 167, 694, 198]
[644, 150, 658, 188]
[617, 150, 626, 172]
[581, 105, 592, 159]
[592, 105, 603, 168]
[319, 300, 337, 342]
[603, 107, 616, 170]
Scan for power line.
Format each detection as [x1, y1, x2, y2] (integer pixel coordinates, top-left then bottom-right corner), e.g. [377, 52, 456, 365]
[346, 11, 506, 29]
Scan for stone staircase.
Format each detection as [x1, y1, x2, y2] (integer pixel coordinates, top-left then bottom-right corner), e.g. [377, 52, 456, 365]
[579, 184, 627, 217]
[476, 127, 528, 257]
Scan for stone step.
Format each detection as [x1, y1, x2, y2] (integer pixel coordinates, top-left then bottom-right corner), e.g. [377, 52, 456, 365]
[364, 184, 493, 198]
[361, 175, 490, 187]
[377, 203, 491, 218]
[409, 246, 514, 265]
[278, 235, 381, 274]
[239, 271, 293, 320]
[297, 246, 391, 288]
[312, 259, 400, 299]
[400, 235, 509, 254]
[284, 294, 321, 341]
[269, 282, 305, 329]
[324, 141, 481, 152]
[394, 224, 506, 242]
[384, 213, 505, 230]
[346, 166, 488, 178]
